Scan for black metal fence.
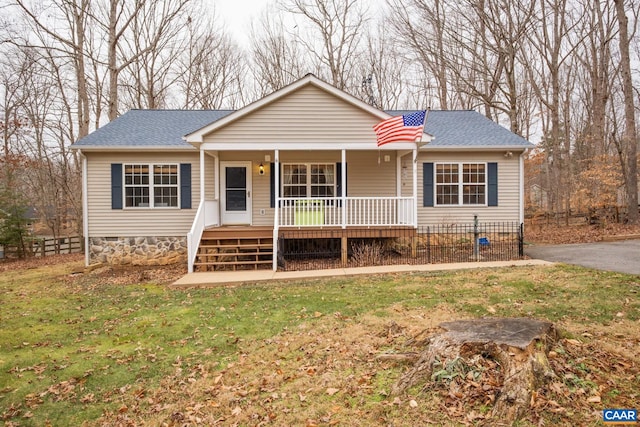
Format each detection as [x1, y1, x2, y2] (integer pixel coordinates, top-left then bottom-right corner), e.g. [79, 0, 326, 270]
[278, 222, 524, 271]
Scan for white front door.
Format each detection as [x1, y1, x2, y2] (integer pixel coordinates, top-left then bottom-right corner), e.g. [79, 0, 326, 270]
[220, 162, 252, 225]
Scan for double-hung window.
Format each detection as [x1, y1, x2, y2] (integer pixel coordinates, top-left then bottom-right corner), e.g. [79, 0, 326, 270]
[435, 163, 486, 206]
[282, 163, 335, 198]
[124, 163, 178, 208]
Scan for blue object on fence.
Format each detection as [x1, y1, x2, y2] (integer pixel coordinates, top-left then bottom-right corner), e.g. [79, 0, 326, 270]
[478, 237, 490, 246]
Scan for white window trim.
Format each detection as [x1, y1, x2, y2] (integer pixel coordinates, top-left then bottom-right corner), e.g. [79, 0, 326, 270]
[123, 163, 180, 209]
[281, 162, 336, 198]
[435, 162, 488, 207]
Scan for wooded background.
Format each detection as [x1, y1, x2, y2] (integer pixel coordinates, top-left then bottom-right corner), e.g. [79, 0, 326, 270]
[1, 0, 639, 245]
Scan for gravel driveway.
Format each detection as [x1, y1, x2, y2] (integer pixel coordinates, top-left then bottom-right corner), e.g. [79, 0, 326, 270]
[525, 240, 640, 275]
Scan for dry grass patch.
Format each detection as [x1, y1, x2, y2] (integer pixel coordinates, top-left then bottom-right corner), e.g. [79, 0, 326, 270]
[96, 308, 640, 426]
[98, 304, 639, 427]
[1, 258, 638, 426]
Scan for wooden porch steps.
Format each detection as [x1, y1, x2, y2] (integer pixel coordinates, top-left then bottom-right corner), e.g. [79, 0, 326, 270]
[195, 227, 274, 271]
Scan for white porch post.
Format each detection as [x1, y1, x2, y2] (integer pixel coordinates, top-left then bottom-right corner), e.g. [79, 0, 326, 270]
[413, 147, 418, 227]
[396, 154, 402, 197]
[214, 154, 219, 201]
[199, 147, 205, 204]
[272, 149, 280, 271]
[341, 149, 346, 229]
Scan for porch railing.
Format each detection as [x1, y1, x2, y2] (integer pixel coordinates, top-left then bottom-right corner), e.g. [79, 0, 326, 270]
[277, 197, 415, 228]
[277, 222, 524, 271]
[187, 200, 219, 273]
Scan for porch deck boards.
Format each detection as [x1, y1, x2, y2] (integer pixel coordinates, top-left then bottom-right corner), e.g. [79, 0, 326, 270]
[202, 225, 417, 239]
[202, 226, 273, 239]
[278, 226, 417, 239]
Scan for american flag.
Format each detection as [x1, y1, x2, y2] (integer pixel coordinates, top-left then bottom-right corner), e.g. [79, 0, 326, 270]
[373, 110, 426, 146]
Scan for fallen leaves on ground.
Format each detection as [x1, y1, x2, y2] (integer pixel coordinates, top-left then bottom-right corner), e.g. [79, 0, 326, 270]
[525, 222, 640, 244]
[92, 311, 639, 427]
[0, 253, 82, 272]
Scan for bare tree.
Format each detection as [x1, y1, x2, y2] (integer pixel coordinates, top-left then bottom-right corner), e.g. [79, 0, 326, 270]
[613, 0, 638, 223]
[12, 0, 93, 139]
[249, 8, 305, 97]
[389, 0, 536, 131]
[356, 27, 409, 109]
[177, 15, 246, 109]
[0, 48, 31, 156]
[95, 0, 148, 120]
[281, 0, 369, 91]
[572, 0, 616, 163]
[387, 0, 452, 109]
[522, 0, 584, 217]
[446, 0, 536, 132]
[118, 0, 191, 110]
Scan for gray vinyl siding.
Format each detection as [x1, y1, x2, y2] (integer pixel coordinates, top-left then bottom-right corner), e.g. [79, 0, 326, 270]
[345, 151, 396, 197]
[86, 152, 200, 236]
[203, 85, 379, 145]
[410, 151, 522, 224]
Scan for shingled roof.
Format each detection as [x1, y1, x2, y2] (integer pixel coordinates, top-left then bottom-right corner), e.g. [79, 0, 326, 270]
[72, 108, 533, 150]
[72, 110, 233, 149]
[390, 110, 533, 149]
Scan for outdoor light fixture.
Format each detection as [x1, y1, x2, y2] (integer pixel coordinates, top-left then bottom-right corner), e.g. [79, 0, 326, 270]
[259, 163, 265, 175]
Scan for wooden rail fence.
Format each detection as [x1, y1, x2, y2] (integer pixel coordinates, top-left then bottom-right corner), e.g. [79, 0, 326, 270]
[0, 235, 83, 259]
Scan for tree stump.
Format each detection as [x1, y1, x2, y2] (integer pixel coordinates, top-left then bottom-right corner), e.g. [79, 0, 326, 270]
[391, 318, 557, 424]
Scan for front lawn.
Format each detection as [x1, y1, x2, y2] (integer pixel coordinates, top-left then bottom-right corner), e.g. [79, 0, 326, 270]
[0, 256, 638, 426]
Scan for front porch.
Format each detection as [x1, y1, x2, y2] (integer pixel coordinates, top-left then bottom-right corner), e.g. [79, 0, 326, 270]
[186, 145, 422, 272]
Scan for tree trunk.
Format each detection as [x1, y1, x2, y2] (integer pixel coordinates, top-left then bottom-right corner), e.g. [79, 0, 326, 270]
[107, 0, 119, 121]
[614, 0, 639, 224]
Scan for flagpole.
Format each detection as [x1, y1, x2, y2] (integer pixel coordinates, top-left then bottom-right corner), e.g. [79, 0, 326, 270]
[413, 108, 428, 228]
[417, 108, 429, 145]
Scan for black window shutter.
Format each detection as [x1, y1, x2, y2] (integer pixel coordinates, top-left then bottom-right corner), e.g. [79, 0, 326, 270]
[488, 162, 498, 206]
[111, 163, 123, 209]
[270, 163, 276, 208]
[336, 163, 347, 197]
[180, 163, 192, 209]
[423, 162, 434, 207]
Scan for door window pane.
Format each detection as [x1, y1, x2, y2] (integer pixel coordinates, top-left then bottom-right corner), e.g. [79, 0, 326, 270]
[226, 189, 246, 211]
[226, 167, 246, 188]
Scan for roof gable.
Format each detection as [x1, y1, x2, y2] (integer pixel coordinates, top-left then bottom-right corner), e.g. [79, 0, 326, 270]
[185, 74, 392, 143]
[197, 83, 400, 147]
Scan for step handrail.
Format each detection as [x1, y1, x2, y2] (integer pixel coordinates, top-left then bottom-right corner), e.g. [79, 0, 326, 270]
[187, 200, 207, 273]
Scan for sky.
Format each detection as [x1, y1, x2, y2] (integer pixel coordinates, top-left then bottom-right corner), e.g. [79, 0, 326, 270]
[213, 0, 274, 46]
[212, 0, 386, 46]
